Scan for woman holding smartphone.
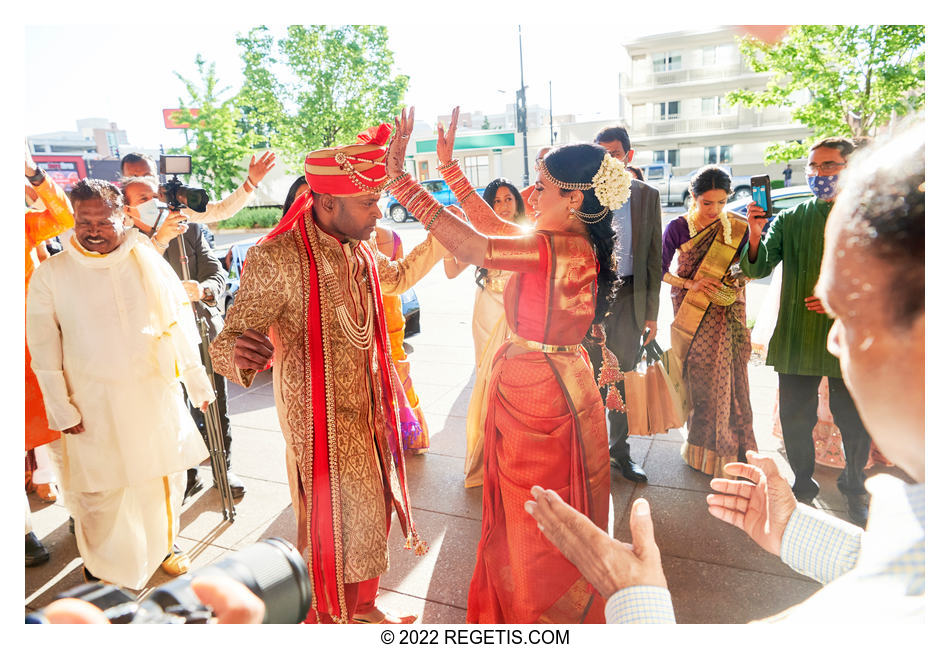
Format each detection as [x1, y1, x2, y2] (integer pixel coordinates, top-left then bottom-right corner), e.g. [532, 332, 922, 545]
[661, 166, 756, 478]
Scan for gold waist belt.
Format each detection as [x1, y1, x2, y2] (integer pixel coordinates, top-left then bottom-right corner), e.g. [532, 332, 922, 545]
[484, 276, 508, 292]
[509, 332, 582, 354]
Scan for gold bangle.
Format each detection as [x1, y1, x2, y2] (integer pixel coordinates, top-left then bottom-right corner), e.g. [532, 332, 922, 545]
[384, 172, 410, 189]
[437, 159, 459, 172]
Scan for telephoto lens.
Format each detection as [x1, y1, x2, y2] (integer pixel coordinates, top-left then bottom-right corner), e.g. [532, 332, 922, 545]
[27, 538, 312, 624]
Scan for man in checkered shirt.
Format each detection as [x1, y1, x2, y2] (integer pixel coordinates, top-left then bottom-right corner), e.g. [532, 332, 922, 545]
[525, 124, 925, 623]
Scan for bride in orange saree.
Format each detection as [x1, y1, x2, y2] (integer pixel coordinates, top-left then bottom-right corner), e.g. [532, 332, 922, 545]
[385, 107, 630, 623]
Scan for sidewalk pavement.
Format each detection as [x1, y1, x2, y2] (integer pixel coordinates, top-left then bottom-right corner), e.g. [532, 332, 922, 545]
[25, 222, 906, 623]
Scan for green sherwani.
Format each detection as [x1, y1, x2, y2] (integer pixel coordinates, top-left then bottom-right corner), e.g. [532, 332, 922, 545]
[739, 197, 841, 378]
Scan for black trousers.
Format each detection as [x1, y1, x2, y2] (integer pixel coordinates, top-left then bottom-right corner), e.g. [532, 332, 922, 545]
[583, 280, 641, 461]
[188, 370, 233, 469]
[777, 373, 870, 498]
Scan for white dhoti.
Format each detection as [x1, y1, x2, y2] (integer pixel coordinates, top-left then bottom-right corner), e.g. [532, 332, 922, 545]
[52, 442, 187, 589]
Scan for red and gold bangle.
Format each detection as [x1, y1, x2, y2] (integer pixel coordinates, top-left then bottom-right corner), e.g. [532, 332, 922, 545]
[388, 176, 442, 226]
[438, 159, 476, 201]
[422, 205, 445, 230]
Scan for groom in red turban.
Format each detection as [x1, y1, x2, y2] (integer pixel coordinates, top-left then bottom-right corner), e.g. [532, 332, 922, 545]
[211, 124, 445, 623]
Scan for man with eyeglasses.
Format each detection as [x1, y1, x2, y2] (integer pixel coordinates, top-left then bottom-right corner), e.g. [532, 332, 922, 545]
[739, 137, 872, 527]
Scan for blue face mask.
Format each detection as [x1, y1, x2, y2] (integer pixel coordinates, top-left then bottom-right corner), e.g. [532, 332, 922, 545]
[807, 174, 839, 200]
[134, 198, 161, 224]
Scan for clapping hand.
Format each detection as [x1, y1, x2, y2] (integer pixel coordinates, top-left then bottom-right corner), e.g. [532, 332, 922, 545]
[525, 487, 667, 599]
[706, 451, 797, 557]
[385, 107, 415, 179]
[437, 106, 460, 165]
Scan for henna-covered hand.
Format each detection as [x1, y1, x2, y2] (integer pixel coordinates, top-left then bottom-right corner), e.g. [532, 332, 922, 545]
[385, 106, 415, 179]
[437, 106, 460, 165]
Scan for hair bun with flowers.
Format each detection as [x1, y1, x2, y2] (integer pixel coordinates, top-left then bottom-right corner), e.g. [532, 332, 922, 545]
[592, 154, 631, 211]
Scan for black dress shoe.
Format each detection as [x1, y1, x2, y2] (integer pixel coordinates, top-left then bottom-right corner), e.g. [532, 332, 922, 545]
[610, 456, 648, 483]
[846, 492, 869, 528]
[26, 532, 50, 567]
[183, 469, 204, 504]
[213, 472, 246, 499]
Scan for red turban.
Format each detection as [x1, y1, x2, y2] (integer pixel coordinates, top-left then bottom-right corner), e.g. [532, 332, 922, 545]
[304, 123, 393, 196]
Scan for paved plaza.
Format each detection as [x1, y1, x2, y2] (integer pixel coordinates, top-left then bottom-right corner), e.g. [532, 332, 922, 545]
[25, 221, 907, 623]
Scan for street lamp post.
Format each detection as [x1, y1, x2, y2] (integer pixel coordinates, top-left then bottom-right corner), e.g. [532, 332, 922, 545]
[517, 25, 529, 187]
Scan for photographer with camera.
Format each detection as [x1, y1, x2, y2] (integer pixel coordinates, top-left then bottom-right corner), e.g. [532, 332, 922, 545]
[32, 537, 312, 624]
[120, 150, 276, 226]
[123, 176, 245, 502]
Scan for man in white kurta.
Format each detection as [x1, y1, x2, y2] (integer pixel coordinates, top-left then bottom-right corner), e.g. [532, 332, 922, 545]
[26, 179, 213, 589]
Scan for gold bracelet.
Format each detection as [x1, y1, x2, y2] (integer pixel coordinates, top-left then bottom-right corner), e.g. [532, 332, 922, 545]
[384, 172, 410, 189]
[437, 159, 459, 172]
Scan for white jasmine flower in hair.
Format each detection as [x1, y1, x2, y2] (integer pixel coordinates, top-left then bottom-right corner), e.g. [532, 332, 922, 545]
[592, 154, 631, 211]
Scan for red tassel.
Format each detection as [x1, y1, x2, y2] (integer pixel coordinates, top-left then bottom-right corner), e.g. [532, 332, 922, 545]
[606, 384, 626, 413]
[598, 344, 623, 387]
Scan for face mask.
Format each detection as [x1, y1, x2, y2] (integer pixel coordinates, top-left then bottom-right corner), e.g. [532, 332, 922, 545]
[135, 198, 161, 225]
[807, 174, 839, 200]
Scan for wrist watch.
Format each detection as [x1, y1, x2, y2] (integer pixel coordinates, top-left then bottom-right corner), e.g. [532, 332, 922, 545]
[26, 168, 45, 186]
[201, 287, 217, 304]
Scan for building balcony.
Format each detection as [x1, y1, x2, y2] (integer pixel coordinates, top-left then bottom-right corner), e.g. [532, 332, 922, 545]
[631, 107, 799, 139]
[622, 65, 771, 102]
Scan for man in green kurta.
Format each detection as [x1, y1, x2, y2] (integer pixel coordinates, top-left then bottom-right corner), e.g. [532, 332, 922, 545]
[740, 137, 871, 527]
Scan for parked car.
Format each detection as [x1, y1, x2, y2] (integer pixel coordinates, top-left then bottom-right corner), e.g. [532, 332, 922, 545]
[643, 163, 753, 206]
[725, 184, 812, 217]
[725, 184, 812, 237]
[214, 240, 423, 334]
[383, 179, 483, 223]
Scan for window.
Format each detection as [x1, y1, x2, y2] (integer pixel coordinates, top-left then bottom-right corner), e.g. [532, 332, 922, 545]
[701, 96, 722, 116]
[654, 100, 680, 121]
[419, 160, 430, 181]
[647, 166, 664, 181]
[32, 144, 47, 153]
[652, 150, 680, 167]
[652, 51, 682, 73]
[702, 45, 717, 66]
[463, 155, 490, 186]
[704, 145, 733, 165]
[424, 180, 448, 193]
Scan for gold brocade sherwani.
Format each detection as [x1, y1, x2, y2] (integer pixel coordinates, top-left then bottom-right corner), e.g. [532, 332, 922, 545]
[210, 216, 444, 586]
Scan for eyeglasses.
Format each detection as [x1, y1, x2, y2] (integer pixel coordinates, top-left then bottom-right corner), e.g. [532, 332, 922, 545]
[805, 161, 847, 174]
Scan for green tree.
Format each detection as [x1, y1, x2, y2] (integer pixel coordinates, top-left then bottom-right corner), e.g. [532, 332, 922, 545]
[235, 25, 409, 162]
[171, 55, 259, 199]
[727, 25, 925, 162]
[234, 26, 285, 149]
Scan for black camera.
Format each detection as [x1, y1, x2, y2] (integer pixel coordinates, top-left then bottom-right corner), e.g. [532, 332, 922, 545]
[159, 154, 210, 213]
[27, 538, 311, 624]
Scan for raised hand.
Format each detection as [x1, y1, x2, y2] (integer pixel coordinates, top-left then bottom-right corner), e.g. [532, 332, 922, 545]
[385, 106, 415, 178]
[437, 106, 460, 165]
[706, 451, 797, 556]
[247, 151, 277, 187]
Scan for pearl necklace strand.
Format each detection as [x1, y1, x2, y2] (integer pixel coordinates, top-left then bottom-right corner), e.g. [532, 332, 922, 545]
[319, 251, 373, 350]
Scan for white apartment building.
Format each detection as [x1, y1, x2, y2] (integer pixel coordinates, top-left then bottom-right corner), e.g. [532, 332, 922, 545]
[620, 27, 812, 183]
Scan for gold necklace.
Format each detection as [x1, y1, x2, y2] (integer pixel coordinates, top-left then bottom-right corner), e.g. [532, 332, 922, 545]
[319, 249, 373, 350]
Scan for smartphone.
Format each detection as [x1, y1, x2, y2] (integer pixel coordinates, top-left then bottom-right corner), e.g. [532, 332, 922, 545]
[750, 174, 771, 219]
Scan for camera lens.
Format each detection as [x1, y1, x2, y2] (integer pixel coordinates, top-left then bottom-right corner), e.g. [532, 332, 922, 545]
[196, 538, 312, 624]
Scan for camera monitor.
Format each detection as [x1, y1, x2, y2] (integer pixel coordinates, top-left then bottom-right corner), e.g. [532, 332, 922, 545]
[160, 155, 192, 175]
